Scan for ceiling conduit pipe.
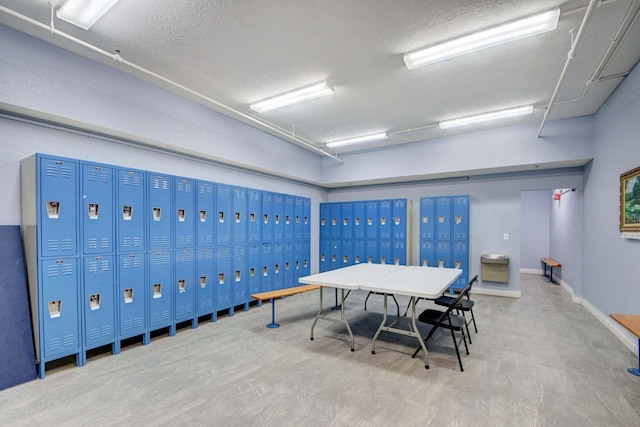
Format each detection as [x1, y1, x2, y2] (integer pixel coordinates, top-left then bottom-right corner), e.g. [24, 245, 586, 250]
[0, 5, 343, 163]
[537, 0, 600, 137]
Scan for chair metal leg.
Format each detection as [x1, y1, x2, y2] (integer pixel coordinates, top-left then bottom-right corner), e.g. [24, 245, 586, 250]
[450, 327, 464, 372]
[469, 308, 478, 333]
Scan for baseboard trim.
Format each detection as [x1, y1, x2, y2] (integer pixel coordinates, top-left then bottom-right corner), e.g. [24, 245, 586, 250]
[472, 287, 521, 298]
[520, 268, 542, 274]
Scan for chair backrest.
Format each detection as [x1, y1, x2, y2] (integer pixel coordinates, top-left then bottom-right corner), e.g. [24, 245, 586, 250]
[466, 275, 479, 299]
[443, 280, 473, 320]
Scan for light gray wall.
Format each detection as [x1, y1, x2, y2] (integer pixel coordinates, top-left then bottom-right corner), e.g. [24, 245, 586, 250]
[520, 190, 551, 271]
[550, 187, 580, 288]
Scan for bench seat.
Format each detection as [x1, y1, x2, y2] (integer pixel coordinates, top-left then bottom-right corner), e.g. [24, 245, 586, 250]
[251, 284, 320, 328]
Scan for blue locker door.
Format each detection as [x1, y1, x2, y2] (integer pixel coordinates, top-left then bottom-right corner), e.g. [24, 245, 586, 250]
[273, 193, 284, 242]
[354, 240, 365, 265]
[294, 241, 304, 281]
[303, 198, 311, 241]
[420, 197, 435, 241]
[453, 195, 470, 241]
[147, 174, 172, 251]
[216, 184, 232, 246]
[378, 200, 392, 240]
[366, 240, 378, 264]
[319, 239, 330, 272]
[365, 201, 378, 240]
[393, 240, 406, 265]
[233, 187, 248, 244]
[341, 239, 354, 267]
[39, 156, 78, 258]
[40, 257, 80, 359]
[353, 202, 366, 240]
[83, 255, 115, 348]
[453, 241, 469, 291]
[341, 203, 353, 240]
[216, 246, 232, 310]
[330, 203, 341, 240]
[319, 203, 330, 240]
[261, 243, 273, 291]
[248, 189, 262, 244]
[330, 239, 341, 270]
[284, 195, 295, 241]
[420, 240, 435, 267]
[248, 244, 261, 297]
[392, 199, 407, 241]
[273, 242, 284, 289]
[118, 253, 146, 339]
[174, 249, 195, 322]
[81, 163, 114, 255]
[233, 245, 248, 305]
[196, 180, 215, 247]
[284, 242, 295, 288]
[196, 247, 215, 316]
[148, 250, 173, 331]
[436, 241, 452, 268]
[302, 241, 310, 277]
[379, 240, 392, 265]
[262, 191, 273, 243]
[436, 197, 452, 241]
[294, 197, 304, 241]
[117, 168, 146, 253]
[174, 177, 195, 249]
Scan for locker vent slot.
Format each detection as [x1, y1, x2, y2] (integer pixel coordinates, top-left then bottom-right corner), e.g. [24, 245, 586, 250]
[89, 294, 100, 310]
[48, 300, 62, 318]
[123, 288, 134, 303]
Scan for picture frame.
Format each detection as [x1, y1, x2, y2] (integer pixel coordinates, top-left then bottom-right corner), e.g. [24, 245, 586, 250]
[620, 166, 640, 232]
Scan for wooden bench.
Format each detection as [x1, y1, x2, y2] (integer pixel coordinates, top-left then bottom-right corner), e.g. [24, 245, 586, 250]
[541, 257, 561, 283]
[610, 314, 640, 376]
[251, 285, 321, 328]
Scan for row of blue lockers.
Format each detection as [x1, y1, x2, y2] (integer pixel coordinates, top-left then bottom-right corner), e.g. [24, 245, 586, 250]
[319, 239, 408, 271]
[24, 154, 311, 259]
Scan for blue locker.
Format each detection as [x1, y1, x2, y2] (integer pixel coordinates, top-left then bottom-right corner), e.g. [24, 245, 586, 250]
[174, 249, 196, 324]
[233, 245, 248, 306]
[330, 203, 341, 239]
[366, 239, 378, 264]
[301, 241, 310, 277]
[118, 252, 147, 340]
[353, 202, 366, 240]
[247, 244, 261, 299]
[284, 195, 295, 241]
[174, 177, 195, 249]
[303, 198, 311, 241]
[366, 201, 379, 240]
[148, 250, 174, 334]
[83, 255, 116, 350]
[294, 197, 304, 241]
[319, 203, 330, 240]
[216, 246, 232, 310]
[393, 240, 406, 265]
[273, 193, 284, 241]
[273, 242, 284, 289]
[233, 187, 248, 244]
[341, 202, 353, 240]
[330, 239, 341, 270]
[261, 243, 273, 291]
[436, 241, 452, 268]
[117, 168, 146, 253]
[379, 240, 392, 265]
[420, 240, 435, 267]
[294, 241, 304, 281]
[378, 200, 392, 240]
[81, 162, 115, 255]
[284, 242, 295, 288]
[196, 180, 215, 247]
[436, 197, 452, 241]
[453, 241, 469, 292]
[262, 191, 273, 242]
[392, 199, 407, 241]
[354, 240, 366, 265]
[341, 239, 354, 267]
[147, 174, 172, 251]
[420, 197, 435, 241]
[196, 247, 215, 317]
[216, 184, 232, 246]
[453, 195, 470, 241]
[38, 156, 78, 258]
[248, 189, 262, 244]
[319, 239, 331, 272]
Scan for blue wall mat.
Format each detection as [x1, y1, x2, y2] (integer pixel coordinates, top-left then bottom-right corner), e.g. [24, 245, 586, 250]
[0, 226, 36, 389]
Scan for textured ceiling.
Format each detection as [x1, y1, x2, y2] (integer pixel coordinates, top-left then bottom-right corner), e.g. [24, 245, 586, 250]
[1, 0, 639, 157]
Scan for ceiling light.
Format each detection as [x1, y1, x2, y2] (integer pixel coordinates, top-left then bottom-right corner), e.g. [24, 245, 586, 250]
[250, 81, 334, 113]
[439, 105, 534, 129]
[57, 0, 119, 30]
[404, 8, 560, 69]
[326, 132, 388, 149]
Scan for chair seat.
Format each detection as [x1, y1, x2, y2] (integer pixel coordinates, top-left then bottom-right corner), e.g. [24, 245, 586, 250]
[418, 309, 465, 330]
[434, 295, 474, 310]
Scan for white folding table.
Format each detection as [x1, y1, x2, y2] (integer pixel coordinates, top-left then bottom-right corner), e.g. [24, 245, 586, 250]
[299, 263, 462, 368]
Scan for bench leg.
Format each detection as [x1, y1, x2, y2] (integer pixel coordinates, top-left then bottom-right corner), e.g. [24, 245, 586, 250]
[628, 337, 640, 377]
[267, 298, 280, 328]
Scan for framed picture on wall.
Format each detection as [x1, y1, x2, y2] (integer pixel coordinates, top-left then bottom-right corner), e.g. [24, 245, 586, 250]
[620, 166, 640, 232]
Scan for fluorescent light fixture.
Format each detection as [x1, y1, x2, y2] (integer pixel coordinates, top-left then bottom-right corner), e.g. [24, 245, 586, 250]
[326, 132, 388, 149]
[250, 81, 334, 113]
[439, 105, 533, 129]
[57, 0, 119, 30]
[404, 8, 560, 69]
